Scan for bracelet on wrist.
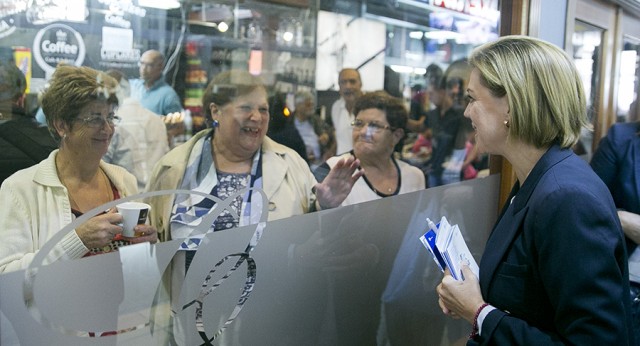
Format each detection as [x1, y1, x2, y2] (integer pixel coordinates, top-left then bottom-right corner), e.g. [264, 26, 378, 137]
[469, 302, 490, 339]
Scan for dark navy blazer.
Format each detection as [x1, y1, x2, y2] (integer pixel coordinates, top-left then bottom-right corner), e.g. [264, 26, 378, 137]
[591, 122, 640, 254]
[470, 145, 633, 345]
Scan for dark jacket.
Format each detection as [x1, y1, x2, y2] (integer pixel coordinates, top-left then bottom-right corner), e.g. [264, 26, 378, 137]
[472, 145, 633, 345]
[0, 117, 58, 186]
[591, 122, 640, 253]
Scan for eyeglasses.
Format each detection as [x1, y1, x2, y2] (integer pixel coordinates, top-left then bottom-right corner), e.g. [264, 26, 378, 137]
[351, 119, 393, 132]
[138, 61, 158, 68]
[78, 114, 121, 128]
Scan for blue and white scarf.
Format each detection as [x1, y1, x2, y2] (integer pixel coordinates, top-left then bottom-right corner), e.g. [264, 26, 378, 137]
[170, 132, 264, 251]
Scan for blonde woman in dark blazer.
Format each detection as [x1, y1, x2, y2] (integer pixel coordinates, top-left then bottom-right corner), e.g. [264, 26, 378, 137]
[436, 36, 633, 345]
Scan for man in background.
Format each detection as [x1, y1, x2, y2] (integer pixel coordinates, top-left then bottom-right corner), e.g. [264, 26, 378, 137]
[0, 59, 57, 186]
[130, 49, 183, 116]
[421, 77, 465, 187]
[330, 68, 362, 155]
[293, 91, 333, 169]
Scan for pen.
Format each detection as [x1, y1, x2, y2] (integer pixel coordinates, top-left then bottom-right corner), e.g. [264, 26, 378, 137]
[426, 218, 438, 234]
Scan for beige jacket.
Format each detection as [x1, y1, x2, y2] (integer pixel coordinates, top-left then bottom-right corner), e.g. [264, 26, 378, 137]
[145, 129, 318, 241]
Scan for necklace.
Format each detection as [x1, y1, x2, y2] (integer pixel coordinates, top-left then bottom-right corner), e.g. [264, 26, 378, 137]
[368, 173, 397, 195]
[374, 185, 394, 194]
[361, 159, 398, 195]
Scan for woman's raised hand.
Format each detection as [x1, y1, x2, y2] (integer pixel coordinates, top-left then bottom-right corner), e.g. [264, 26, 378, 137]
[314, 155, 364, 209]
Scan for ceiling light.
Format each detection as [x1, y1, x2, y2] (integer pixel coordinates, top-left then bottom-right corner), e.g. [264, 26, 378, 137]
[217, 22, 229, 32]
[424, 30, 462, 40]
[390, 65, 414, 74]
[409, 31, 424, 40]
[390, 65, 426, 75]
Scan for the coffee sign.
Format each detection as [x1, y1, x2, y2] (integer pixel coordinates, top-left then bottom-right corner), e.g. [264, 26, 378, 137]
[32, 23, 86, 76]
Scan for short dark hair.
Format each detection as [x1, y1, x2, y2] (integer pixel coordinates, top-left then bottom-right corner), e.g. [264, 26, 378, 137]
[424, 63, 444, 89]
[353, 90, 408, 131]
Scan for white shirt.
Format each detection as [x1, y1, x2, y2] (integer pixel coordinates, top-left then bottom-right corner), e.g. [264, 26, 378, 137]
[116, 98, 169, 191]
[331, 98, 355, 155]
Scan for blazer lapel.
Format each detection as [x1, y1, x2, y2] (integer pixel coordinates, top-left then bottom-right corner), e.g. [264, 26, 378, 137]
[633, 131, 640, 206]
[479, 145, 572, 296]
[479, 202, 528, 297]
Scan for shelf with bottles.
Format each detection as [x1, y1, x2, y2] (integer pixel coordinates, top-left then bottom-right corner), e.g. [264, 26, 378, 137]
[185, 68, 207, 85]
[273, 16, 316, 53]
[186, 105, 207, 134]
[275, 68, 315, 88]
[187, 0, 317, 55]
[193, 36, 314, 58]
[274, 80, 314, 94]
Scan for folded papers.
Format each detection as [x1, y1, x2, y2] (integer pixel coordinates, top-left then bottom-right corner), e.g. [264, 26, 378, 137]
[419, 216, 479, 281]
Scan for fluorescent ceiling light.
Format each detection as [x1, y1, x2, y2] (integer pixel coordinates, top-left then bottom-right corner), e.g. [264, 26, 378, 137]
[390, 65, 413, 73]
[390, 65, 424, 75]
[409, 31, 424, 40]
[138, 0, 181, 10]
[424, 30, 462, 40]
[414, 67, 426, 75]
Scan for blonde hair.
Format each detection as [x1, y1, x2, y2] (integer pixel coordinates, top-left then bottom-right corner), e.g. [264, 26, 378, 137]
[469, 35, 587, 148]
[41, 65, 118, 141]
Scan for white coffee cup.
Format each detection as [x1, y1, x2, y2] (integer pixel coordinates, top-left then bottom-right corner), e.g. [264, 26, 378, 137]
[116, 202, 151, 237]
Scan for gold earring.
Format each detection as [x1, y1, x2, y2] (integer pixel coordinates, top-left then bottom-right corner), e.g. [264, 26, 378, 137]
[504, 120, 510, 128]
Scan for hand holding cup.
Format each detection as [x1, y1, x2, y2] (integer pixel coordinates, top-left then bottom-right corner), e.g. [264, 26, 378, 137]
[116, 202, 151, 237]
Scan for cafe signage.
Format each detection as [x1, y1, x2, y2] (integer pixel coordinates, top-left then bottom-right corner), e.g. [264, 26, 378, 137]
[32, 23, 86, 76]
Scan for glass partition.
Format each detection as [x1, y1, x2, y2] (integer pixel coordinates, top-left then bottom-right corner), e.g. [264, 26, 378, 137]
[616, 37, 639, 122]
[0, 0, 499, 188]
[571, 19, 604, 161]
[0, 175, 500, 345]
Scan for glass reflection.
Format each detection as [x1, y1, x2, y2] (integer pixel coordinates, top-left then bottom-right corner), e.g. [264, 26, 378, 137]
[572, 20, 603, 160]
[616, 38, 639, 123]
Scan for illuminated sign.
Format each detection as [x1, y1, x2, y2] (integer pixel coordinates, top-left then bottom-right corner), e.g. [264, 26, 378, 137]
[25, 0, 88, 25]
[0, 0, 28, 19]
[0, 18, 16, 39]
[429, 0, 500, 21]
[33, 23, 86, 75]
[97, 0, 147, 18]
[101, 26, 139, 62]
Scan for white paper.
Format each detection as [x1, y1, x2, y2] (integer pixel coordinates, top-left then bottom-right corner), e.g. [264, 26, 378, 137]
[419, 216, 479, 281]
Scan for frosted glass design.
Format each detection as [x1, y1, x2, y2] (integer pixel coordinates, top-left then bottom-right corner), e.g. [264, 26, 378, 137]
[0, 175, 499, 345]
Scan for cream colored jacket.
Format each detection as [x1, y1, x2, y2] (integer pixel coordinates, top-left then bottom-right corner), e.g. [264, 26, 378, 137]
[145, 129, 318, 242]
[0, 150, 137, 273]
